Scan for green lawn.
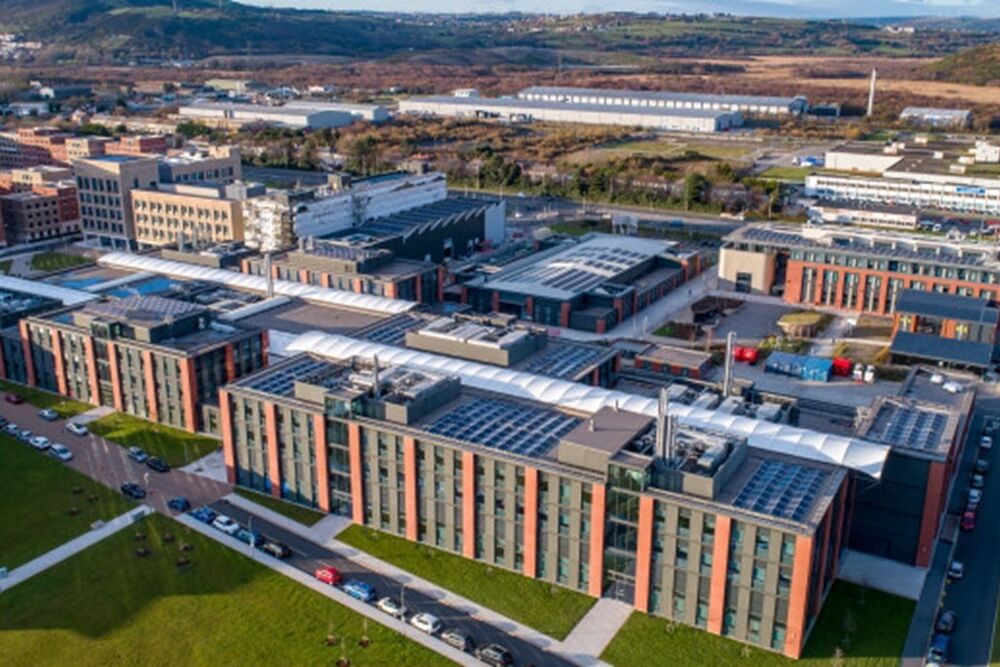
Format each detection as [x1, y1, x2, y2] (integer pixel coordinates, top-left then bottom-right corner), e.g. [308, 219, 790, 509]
[87, 413, 219, 467]
[29, 251, 91, 273]
[0, 259, 11, 275]
[0, 514, 448, 667]
[0, 434, 132, 569]
[338, 524, 596, 639]
[760, 166, 814, 182]
[234, 487, 326, 527]
[602, 582, 913, 667]
[0, 380, 92, 418]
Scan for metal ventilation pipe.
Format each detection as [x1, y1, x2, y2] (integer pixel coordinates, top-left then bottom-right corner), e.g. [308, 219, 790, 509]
[655, 387, 668, 460]
[264, 252, 274, 298]
[723, 331, 736, 397]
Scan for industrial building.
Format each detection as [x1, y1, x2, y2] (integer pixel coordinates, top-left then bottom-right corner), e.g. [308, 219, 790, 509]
[899, 107, 972, 129]
[463, 234, 702, 333]
[804, 199, 923, 231]
[398, 95, 742, 133]
[718, 224, 1000, 317]
[177, 101, 385, 130]
[518, 86, 808, 116]
[222, 348, 851, 658]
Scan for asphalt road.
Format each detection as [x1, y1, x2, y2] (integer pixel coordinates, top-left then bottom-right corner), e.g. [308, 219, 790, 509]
[210, 499, 574, 667]
[935, 398, 1000, 666]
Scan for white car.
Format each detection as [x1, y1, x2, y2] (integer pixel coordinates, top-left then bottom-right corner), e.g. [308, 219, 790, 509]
[375, 596, 408, 619]
[942, 381, 963, 394]
[3, 423, 19, 436]
[29, 435, 50, 451]
[49, 444, 72, 461]
[66, 422, 89, 437]
[409, 612, 441, 635]
[948, 560, 965, 580]
[930, 373, 945, 385]
[981, 435, 993, 450]
[211, 515, 240, 535]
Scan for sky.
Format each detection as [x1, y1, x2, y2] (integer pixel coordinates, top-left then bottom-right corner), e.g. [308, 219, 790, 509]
[242, 0, 999, 19]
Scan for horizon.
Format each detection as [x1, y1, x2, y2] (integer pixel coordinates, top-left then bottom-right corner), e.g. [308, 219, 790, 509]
[241, 0, 1000, 19]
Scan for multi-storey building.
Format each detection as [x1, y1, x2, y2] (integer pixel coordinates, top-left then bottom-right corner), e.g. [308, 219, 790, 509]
[0, 165, 80, 243]
[132, 182, 263, 247]
[718, 224, 1000, 317]
[222, 353, 849, 658]
[19, 294, 267, 434]
[889, 289, 1000, 370]
[108, 134, 169, 157]
[73, 155, 160, 249]
[157, 146, 241, 184]
[0, 127, 74, 168]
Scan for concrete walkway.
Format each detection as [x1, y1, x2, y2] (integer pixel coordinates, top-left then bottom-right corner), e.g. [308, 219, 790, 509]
[176, 512, 480, 667]
[836, 549, 926, 601]
[222, 492, 614, 667]
[561, 598, 633, 659]
[1, 505, 153, 591]
[71, 405, 115, 425]
[181, 450, 229, 483]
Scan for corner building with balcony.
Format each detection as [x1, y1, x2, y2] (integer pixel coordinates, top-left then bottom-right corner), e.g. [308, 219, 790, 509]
[222, 354, 849, 658]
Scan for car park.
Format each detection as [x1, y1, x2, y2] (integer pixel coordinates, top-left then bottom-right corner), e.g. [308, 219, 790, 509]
[409, 612, 441, 635]
[259, 540, 291, 559]
[976, 458, 990, 474]
[120, 482, 146, 500]
[127, 446, 149, 463]
[66, 422, 88, 436]
[38, 408, 58, 421]
[190, 506, 217, 524]
[971, 474, 985, 490]
[29, 435, 50, 451]
[961, 510, 977, 531]
[342, 580, 376, 603]
[947, 560, 965, 580]
[441, 628, 475, 652]
[5, 393, 24, 404]
[211, 515, 240, 535]
[936, 610, 956, 634]
[475, 643, 515, 667]
[49, 444, 72, 461]
[314, 566, 342, 586]
[375, 596, 407, 619]
[167, 496, 190, 512]
[145, 456, 169, 473]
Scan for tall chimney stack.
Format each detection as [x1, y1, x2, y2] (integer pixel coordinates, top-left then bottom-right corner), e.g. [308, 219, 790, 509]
[723, 331, 736, 397]
[655, 387, 668, 460]
[867, 68, 878, 117]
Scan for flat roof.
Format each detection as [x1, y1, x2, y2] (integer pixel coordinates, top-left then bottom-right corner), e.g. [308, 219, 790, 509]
[406, 95, 737, 120]
[519, 86, 804, 108]
[332, 197, 495, 243]
[237, 299, 383, 337]
[519, 341, 614, 380]
[82, 294, 205, 326]
[901, 107, 971, 117]
[895, 289, 999, 325]
[638, 344, 714, 369]
[856, 396, 958, 459]
[483, 233, 675, 300]
[891, 331, 994, 368]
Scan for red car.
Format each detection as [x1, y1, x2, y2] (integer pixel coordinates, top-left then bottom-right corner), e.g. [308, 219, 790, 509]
[4, 393, 24, 405]
[960, 510, 977, 532]
[314, 566, 342, 586]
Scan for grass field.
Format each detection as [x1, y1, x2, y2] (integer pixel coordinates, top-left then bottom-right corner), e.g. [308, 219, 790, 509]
[760, 166, 814, 182]
[0, 434, 131, 569]
[603, 138, 755, 160]
[338, 524, 596, 639]
[87, 413, 219, 467]
[0, 379, 92, 418]
[602, 582, 913, 667]
[233, 487, 326, 527]
[0, 514, 448, 667]
[29, 251, 91, 273]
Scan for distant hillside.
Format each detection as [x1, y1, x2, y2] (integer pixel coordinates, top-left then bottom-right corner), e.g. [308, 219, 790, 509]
[924, 44, 1000, 86]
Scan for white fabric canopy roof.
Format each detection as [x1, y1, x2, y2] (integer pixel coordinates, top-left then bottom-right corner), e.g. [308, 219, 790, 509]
[287, 331, 889, 478]
[0, 275, 98, 306]
[99, 252, 416, 316]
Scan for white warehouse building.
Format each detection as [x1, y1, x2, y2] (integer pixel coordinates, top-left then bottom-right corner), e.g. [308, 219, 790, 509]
[804, 173, 1000, 216]
[280, 100, 389, 124]
[178, 101, 365, 130]
[518, 86, 808, 116]
[398, 95, 742, 133]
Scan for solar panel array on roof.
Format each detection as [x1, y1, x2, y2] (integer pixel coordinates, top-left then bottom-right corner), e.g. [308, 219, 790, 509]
[524, 344, 606, 379]
[83, 295, 204, 321]
[733, 459, 829, 522]
[362, 315, 425, 346]
[345, 198, 489, 240]
[425, 397, 579, 458]
[307, 242, 387, 262]
[866, 403, 948, 451]
[244, 356, 335, 397]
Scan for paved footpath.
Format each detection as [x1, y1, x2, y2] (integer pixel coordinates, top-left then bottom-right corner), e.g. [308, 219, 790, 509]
[1, 505, 153, 591]
[223, 492, 615, 667]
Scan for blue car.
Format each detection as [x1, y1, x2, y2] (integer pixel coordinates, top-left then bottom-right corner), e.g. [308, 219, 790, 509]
[189, 506, 217, 524]
[236, 528, 262, 547]
[342, 580, 376, 603]
[167, 496, 190, 512]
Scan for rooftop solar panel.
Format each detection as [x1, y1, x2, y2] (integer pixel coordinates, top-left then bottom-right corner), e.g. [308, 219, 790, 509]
[244, 356, 336, 397]
[866, 402, 949, 452]
[524, 343, 606, 379]
[733, 459, 829, 522]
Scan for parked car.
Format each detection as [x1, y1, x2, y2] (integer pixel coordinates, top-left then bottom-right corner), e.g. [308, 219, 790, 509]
[145, 456, 169, 473]
[66, 422, 88, 437]
[942, 381, 964, 394]
[236, 528, 262, 547]
[947, 560, 965, 580]
[342, 579, 376, 603]
[167, 496, 190, 512]
[49, 444, 72, 461]
[18, 429, 32, 441]
[936, 610, 956, 634]
[314, 566, 342, 586]
[0, 416, 8, 428]
[929, 373, 945, 385]
[968, 488, 983, 510]
[475, 643, 515, 667]
[2, 423, 17, 435]
[211, 515, 240, 535]
[5, 393, 24, 404]
[972, 474, 986, 490]
[127, 446, 149, 463]
[376, 596, 407, 619]
[961, 510, 977, 531]
[927, 633, 950, 663]
[409, 612, 441, 635]
[441, 628, 476, 652]
[259, 539, 291, 559]
[976, 458, 991, 474]
[29, 435, 50, 451]
[120, 482, 146, 500]
[189, 506, 217, 524]
[38, 408, 58, 421]
[981, 435, 994, 450]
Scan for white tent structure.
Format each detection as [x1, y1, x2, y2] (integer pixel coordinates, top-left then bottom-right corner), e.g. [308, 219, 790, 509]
[287, 331, 890, 478]
[0, 275, 98, 306]
[98, 252, 415, 316]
